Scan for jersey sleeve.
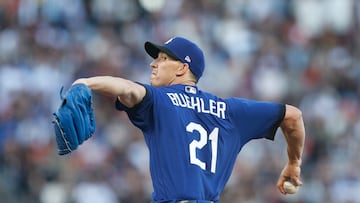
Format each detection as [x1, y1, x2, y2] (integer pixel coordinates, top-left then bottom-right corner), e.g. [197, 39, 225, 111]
[114, 83, 154, 131]
[227, 98, 285, 142]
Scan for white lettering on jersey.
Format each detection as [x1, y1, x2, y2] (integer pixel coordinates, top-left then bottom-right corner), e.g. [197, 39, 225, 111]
[166, 93, 226, 119]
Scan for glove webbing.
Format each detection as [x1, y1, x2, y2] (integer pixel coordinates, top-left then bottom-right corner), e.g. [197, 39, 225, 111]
[52, 115, 72, 154]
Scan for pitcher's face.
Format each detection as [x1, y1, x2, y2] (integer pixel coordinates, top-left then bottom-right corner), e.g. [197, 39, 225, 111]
[149, 52, 183, 87]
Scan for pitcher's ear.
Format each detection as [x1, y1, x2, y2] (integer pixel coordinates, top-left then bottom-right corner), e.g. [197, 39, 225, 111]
[176, 62, 189, 76]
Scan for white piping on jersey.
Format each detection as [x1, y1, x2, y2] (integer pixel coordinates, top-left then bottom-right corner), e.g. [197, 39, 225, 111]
[166, 93, 226, 119]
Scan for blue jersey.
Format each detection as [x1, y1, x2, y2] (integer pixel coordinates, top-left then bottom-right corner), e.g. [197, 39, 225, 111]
[116, 84, 285, 203]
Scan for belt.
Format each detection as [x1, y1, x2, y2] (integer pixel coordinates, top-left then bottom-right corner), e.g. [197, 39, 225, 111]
[176, 201, 214, 203]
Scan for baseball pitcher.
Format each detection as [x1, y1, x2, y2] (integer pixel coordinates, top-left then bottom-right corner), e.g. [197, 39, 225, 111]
[70, 37, 305, 203]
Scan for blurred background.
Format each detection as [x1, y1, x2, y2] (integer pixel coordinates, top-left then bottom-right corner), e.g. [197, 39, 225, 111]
[0, 0, 360, 202]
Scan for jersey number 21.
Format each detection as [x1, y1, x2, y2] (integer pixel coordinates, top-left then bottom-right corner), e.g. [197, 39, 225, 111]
[186, 122, 219, 173]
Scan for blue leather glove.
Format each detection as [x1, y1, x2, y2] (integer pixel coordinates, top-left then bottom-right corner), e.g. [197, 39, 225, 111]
[52, 84, 96, 155]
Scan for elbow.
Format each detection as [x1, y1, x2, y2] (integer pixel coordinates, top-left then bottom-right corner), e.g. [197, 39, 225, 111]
[117, 81, 146, 108]
[118, 88, 137, 108]
[292, 107, 303, 123]
[284, 105, 303, 123]
[280, 105, 304, 132]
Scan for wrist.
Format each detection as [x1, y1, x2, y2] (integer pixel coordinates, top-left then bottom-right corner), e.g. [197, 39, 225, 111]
[288, 159, 302, 167]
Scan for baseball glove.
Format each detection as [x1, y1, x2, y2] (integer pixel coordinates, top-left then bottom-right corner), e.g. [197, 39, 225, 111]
[52, 84, 96, 155]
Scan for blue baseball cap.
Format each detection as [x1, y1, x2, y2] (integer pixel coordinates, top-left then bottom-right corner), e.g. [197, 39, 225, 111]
[144, 37, 205, 80]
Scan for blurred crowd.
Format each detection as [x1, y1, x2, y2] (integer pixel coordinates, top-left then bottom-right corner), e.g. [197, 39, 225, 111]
[0, 0, 360, 202]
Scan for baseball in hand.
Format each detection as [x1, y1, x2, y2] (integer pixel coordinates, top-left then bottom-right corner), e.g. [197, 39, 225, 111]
[283, 180, 298, 194]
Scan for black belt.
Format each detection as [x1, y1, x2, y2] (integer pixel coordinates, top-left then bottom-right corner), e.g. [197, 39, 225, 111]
[176, 201, 214, 203]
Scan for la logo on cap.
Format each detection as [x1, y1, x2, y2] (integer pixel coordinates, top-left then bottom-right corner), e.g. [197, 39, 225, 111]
[185, 55, 191, 63]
